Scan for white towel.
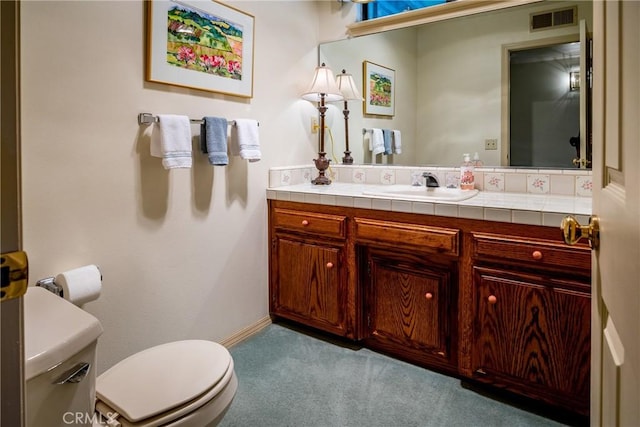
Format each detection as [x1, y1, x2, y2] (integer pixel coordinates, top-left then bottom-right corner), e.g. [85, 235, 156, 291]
[230, 119, 260, 162]
[370, 128, 385, 156]
[151, 114, 192, 169]
[393, 130, 402, 154]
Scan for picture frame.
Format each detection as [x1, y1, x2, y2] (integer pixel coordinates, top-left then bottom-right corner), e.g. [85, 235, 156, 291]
[146, 0, 255, 98]
[362, 61, 395, 116]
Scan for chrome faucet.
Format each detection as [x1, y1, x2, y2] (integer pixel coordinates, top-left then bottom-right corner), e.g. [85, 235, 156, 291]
[422, 172, 440, 188]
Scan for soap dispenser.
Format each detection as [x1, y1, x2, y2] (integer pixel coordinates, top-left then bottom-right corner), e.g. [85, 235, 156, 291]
[460, 153, 475, 190]
[473, 152, 484, 167]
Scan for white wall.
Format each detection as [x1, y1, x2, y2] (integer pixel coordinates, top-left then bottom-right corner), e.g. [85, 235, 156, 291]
[320, 28, 418, 165]
[510, 58, 580, 167]
[417, 1, 592, 166]
[20, 0, 346, 373]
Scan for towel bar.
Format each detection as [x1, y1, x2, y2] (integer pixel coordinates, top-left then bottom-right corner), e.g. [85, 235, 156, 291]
[137, 113, 258, 127]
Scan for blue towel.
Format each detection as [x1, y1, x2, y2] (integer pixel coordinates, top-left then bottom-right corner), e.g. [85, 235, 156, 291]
[200, 116, 228, 165]
[382, 129, 393, 155]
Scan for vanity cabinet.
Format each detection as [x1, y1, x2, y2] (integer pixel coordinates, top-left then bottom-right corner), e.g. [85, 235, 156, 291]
[469, 233, 591, 416]
[361, 248, 458, 373]
[267, 199, 591, 417]
[355, 218, 460, 373]
[269, 206, 355, 338]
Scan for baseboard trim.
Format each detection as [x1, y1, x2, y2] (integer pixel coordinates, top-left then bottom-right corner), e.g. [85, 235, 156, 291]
[220, 316, 272, 348]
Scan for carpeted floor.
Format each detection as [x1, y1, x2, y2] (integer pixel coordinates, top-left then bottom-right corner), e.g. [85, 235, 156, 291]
[219, 323, 572, 427]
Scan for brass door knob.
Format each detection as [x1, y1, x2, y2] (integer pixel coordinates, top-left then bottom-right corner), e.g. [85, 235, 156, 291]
[561, 215, 599, 249]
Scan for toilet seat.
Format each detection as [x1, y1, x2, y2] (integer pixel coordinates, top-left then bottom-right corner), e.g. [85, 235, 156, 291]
[95, 340, 234, 427]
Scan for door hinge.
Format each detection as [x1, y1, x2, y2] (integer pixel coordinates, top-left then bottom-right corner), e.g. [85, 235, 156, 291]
[1, 251, 28, 302]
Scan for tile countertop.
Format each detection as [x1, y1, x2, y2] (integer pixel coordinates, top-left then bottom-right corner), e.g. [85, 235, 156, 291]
[266, 182, 592, 228]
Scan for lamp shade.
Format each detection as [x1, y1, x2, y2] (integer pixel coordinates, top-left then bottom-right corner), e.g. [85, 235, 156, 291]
[301, 63, 343, 103]
[335, 70, 363, 101]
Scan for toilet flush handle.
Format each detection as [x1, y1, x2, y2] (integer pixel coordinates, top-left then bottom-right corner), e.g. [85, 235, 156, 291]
[53, 362, 91, 384]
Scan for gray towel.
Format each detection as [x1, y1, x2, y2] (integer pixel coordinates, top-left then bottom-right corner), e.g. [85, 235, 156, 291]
[200, 116, 228, 165]
[382, 129, 393, 155]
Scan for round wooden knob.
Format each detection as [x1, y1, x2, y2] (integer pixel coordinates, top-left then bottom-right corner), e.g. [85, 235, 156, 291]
[532, 250, 543, 260]
[425, 292, 433, 300]
[326, 262, 334, 269]
[488, 295, 497, 305]
[301, 220, 309, 226]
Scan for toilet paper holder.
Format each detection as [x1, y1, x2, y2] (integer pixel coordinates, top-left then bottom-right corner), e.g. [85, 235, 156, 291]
[36, 276, 63, 297]
[36, 266, 102, 299]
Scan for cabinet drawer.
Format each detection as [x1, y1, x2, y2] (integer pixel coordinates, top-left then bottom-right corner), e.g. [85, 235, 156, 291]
[472, 232, 591, 271]
[272, 208, 346, 239]
[355, 218, 459, 256]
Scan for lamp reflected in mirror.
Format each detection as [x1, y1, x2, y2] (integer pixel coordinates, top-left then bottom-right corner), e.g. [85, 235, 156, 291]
[319, 0, 593, 169]
[334, 69, 363, 164]
[302, 63, 343, 185]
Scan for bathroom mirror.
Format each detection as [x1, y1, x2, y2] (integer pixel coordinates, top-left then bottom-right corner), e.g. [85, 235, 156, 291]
[319, 0, 593, 169]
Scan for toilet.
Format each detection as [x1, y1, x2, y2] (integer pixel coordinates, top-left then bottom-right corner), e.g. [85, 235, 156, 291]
[24, 286, 237, 427]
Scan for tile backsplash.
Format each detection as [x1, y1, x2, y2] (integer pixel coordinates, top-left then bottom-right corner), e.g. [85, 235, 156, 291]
[269, 164, 593, 198]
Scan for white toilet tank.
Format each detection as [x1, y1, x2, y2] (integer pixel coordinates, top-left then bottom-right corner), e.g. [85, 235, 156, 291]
[24, 287, 104, 427]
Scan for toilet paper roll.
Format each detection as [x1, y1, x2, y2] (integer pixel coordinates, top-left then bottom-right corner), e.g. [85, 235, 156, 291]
[55, 264, 102, 306]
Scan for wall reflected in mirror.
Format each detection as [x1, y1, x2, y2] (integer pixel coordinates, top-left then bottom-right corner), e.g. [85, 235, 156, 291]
[509, 42, 582, 168]
[319, 0, 593, 169]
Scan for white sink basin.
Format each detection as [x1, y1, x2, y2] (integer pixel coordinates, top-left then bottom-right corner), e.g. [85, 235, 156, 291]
[362, 186, 479, 202]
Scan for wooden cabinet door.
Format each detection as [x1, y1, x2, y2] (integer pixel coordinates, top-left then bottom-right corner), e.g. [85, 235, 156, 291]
[363, 250, 456, 372]
[271, 235, 348, 336]
[472, 266, 590, 414]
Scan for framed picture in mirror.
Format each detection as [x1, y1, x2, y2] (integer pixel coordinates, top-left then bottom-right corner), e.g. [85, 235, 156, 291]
[363, 61, 395, 116]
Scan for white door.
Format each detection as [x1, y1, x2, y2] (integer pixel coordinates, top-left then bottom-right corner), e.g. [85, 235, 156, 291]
[579, 19, 591, 169]
[590, 1, 640, 425]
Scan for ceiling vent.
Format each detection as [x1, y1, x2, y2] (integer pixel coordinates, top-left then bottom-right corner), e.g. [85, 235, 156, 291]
[530, 6, 577, 31]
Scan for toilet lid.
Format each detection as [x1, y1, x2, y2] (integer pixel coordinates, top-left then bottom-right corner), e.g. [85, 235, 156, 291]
[96, 340, 231, 423]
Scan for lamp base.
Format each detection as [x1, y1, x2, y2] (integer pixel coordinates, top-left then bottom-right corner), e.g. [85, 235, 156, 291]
[312, 152, 331, 185]
[342, 151, 354, 164]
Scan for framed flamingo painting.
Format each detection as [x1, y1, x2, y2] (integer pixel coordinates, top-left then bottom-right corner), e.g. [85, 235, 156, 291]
[146, 0, 254, 98]
[362, 61, 395, 116]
